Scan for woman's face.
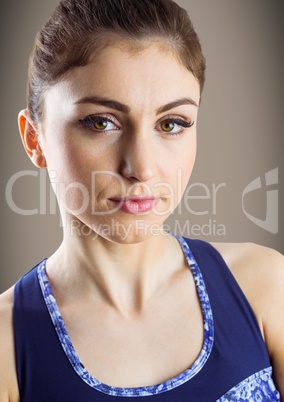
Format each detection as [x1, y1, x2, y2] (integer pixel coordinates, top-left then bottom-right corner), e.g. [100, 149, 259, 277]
[39, 42, 200, 243]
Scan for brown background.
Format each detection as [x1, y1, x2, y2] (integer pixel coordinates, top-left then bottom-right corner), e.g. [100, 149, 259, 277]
[0, 0, 283, 293]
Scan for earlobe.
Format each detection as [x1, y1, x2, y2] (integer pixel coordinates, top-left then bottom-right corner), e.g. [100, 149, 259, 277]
[18, 109, 47, 168]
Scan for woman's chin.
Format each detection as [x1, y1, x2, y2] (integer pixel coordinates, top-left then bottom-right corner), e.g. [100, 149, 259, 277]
[95, 223, 166, 245]
[65, 211, 170, 245]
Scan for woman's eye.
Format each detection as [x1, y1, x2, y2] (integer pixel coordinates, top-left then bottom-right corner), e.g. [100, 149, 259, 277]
[79, 115, 118, 132]
[159, 118, 194, 134]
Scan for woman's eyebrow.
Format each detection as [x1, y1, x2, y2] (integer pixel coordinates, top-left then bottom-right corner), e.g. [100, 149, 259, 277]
[75, 96, 130, 113]
[74, 96, 199, 114]
[156, 98, 199, 114]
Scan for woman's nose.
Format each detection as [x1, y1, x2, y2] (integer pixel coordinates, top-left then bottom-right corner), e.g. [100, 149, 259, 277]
[119, 132, 156, 183]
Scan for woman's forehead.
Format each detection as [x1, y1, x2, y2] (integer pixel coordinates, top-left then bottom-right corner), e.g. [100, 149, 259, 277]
[46, 43, 200, 107]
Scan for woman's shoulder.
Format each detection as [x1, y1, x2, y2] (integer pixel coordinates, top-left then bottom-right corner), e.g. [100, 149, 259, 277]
[0, 286, 19, 402]
[209, 241, 284, 311]
[210, 239, 283, 265]
[0, 286, 15, 331]
[210, 241, 284, 395]
[0, 286, 15, 350]
[192, 240, 283, 333]
[210, 241, 284, 287]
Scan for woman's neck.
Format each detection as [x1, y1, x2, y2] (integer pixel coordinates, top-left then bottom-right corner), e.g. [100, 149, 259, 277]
[46, 220, 184, 315]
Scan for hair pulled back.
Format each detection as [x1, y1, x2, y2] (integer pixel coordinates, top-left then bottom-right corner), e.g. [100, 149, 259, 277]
[28, 0, 206, 123]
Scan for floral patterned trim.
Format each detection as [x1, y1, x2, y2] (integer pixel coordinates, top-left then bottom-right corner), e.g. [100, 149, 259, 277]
[37, 234, 214, 397]
[217, 367, 280, 401]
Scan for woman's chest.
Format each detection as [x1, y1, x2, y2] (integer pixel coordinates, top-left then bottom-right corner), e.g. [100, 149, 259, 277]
[61, 285, 204, 388]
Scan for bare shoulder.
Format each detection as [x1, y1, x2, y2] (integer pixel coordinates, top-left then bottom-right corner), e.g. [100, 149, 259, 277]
[210, 242, 284, 307]
[211, 241, 284, 395]
[0, 287, 20, 402]
[210, 241, 284, 324]
[210, 240, 284, 271]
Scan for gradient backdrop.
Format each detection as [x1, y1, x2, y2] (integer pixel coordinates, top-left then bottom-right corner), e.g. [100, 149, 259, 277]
[0, 0, 283, 292]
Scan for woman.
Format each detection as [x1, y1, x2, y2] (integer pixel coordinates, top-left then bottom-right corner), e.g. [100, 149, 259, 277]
[0, 0, 283, 400]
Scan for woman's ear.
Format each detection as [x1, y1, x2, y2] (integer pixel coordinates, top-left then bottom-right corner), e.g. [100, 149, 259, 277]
[18, 109, 47, 168]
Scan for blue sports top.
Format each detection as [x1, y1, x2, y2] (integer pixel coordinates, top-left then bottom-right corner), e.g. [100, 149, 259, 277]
[13, 235, 280, 401]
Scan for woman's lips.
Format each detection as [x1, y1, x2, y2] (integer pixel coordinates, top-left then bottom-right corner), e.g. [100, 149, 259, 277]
[108, 197, 160, 214]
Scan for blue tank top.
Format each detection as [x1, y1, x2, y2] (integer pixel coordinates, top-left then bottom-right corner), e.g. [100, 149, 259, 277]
[13, 235, 280, 401]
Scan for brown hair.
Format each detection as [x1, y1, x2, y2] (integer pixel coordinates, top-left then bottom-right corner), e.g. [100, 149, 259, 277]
[28, 0, 206, 123]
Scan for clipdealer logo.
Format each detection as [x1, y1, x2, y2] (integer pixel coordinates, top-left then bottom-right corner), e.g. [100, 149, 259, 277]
[5, 167, 280, 236]
[242, 168, 279, 234]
